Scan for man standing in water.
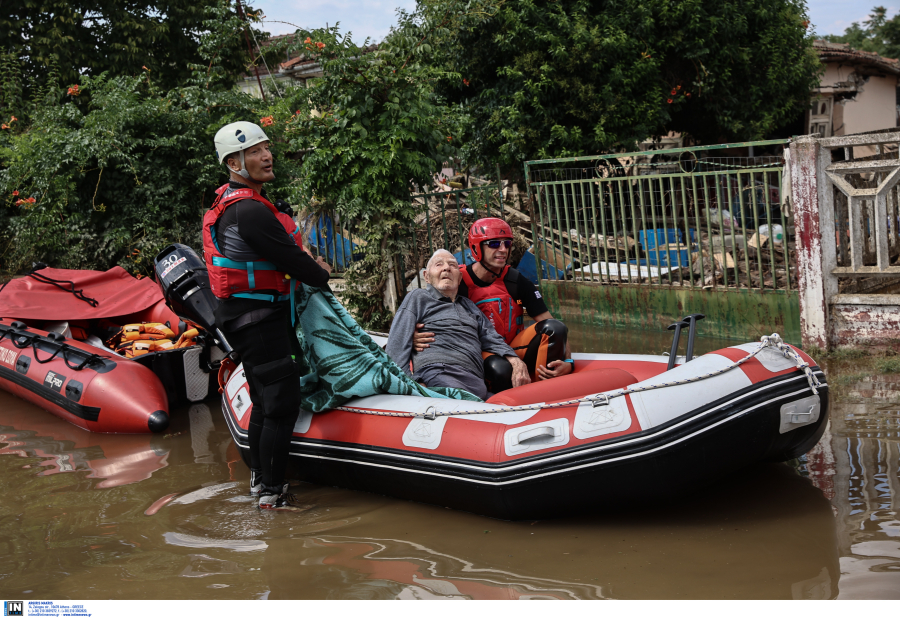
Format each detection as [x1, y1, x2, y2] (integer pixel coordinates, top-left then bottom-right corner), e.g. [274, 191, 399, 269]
[203, 121, 331, 510]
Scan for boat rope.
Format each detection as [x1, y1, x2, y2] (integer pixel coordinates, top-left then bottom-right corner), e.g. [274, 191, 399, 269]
[333, 334, 822, 419]
[0, 263, 98, 307]
[2, 328, 104, 371]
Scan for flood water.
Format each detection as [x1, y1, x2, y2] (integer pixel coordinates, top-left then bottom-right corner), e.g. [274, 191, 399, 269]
[0, 325, 898, 600]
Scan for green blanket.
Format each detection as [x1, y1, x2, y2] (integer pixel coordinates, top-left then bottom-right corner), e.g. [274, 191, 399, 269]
[293, 284, 482, 412]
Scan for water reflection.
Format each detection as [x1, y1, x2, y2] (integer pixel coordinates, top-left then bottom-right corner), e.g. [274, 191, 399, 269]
[0, 350, 898, 599]
[806, 393, 900, 600]
[0, 398, 170, 488]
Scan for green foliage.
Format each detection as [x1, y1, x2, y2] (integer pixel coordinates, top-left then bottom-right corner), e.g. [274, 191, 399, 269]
[287, 11, 462, 327]
[0, 3, 309, 276]
[823, 6, 900, 60]
[426, 0, 822, 167]
[0, 0, 260, 101]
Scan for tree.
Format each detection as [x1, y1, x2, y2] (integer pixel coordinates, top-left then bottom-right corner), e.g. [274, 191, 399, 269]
[426, 0, 821, 167]
[286, 12, 461, 327]
[0, 2, 307, 277]
[824, 6, 900, 60]
[0, 0, 262, 96]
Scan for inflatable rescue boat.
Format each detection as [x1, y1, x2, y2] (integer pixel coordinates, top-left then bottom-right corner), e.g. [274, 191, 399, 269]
[0, 247, 228, 433]
[0, 319, 169, 433]
[222, 334, 828, 519]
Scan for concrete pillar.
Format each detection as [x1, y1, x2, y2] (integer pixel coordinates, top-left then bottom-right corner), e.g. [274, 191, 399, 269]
[789, 136, 838, 350]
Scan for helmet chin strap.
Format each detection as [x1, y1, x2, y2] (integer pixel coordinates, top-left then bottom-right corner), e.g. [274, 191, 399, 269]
[479, 257, 503, 279]
[233, 150, 267, 184]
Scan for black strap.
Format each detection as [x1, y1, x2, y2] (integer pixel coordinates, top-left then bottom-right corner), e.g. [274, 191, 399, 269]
[503, 267, 520, 302]
[0, 263, 99, 307]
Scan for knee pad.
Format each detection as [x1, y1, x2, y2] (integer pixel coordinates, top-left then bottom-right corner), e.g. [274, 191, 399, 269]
[250, 357, 302, 419]
[483, 354, 513, 393]
[537, 319, 568, 362]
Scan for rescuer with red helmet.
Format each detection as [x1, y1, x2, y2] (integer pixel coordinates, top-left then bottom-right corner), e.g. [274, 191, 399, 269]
[415, 217, 572, 392]
[205, 121, 332, 510]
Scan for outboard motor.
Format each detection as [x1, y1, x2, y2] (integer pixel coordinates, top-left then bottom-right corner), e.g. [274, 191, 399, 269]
[153, 244, 232, 354]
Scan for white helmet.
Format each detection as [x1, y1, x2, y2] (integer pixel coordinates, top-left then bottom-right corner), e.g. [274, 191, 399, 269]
[214, 121, 270, 180]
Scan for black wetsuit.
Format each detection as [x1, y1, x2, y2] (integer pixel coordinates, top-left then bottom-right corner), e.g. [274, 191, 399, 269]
[212, 181, 329, 496]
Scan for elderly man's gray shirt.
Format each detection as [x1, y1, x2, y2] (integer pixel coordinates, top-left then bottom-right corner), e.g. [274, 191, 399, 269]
[386, 284, 515, 379]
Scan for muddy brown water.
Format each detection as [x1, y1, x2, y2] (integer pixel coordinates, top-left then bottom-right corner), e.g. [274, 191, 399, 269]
[0, 325, 897, 599]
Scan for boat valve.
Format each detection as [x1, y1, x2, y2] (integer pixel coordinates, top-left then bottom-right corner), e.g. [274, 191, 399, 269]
[666, 320, 690, 371]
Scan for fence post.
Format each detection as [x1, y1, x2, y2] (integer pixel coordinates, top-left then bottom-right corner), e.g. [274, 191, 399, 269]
[789, 135, 837, 350]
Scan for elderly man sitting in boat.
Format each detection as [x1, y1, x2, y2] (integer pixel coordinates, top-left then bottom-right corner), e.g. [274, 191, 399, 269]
[385, 249, 531, 400]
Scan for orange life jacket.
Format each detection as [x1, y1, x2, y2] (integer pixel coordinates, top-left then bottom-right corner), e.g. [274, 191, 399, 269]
[460, 264, 524, 345]
[201, 184, 303, 302]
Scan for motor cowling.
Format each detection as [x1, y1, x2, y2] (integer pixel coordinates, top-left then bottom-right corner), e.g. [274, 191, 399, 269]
[153, 244, 230, 353]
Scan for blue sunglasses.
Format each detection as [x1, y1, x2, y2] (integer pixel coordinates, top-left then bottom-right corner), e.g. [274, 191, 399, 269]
[483, 239, 512, 249]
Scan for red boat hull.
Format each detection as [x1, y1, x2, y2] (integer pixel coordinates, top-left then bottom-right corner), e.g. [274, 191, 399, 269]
[0, 320, 169, 433]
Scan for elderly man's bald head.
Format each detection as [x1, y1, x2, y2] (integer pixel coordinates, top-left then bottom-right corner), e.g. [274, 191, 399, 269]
[424, 249, 462, 299]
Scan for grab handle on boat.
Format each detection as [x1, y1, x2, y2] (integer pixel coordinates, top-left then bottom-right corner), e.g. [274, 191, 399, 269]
[681, 314, 706, 362]
[513, 426, 558, 446]
[666, 321, 689, 370]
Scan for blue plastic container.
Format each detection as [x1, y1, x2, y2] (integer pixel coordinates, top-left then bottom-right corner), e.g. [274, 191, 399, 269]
[638, 228, 696, 267]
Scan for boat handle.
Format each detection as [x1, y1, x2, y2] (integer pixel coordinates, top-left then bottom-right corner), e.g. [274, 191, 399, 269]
[514, 426, 558, 445]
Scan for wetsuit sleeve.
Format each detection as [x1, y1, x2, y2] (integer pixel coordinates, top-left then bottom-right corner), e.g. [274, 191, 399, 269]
[234, 200, 330, 287]
[386, 300, 419, 377]
[516, 271, 549, 317]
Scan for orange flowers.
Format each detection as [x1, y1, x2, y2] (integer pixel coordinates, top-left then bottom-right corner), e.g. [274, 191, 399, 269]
[12, 190, 18, 196]
[9, 116, 16, 122]
[304, 37, 325, 52]
[142, 65, 150, 71]
[15, 197, 36, 205]
[463, 78, 470, 86]
[1, 124, 8, 130]
[446, 136, 452, 142]
[670, 89, 676, 95]
[260, 116, 274, 127]
[667, 98, 673, 104]
[67, 85, 80, 96]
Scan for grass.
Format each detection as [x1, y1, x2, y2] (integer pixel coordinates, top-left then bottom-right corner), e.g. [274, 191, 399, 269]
[875, 357, 900, 374]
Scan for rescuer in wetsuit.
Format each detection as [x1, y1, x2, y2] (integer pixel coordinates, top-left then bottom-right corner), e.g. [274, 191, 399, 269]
[203, 121, 331, 510]
[414, 218, 572, 392]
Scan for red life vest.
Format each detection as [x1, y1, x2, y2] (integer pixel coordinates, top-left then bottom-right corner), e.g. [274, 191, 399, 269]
[201, 184, 302, 301]
[460, 264, 524, 345]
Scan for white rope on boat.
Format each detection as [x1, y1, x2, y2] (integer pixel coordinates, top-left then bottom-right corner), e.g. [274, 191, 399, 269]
[335, 334, 823, 419]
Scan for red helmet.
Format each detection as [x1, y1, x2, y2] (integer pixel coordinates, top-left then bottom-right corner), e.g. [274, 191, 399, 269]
[468, 217, 513, 262]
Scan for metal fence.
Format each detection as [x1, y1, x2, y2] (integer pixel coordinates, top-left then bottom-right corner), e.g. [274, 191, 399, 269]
[819, 131, 900, 288]
[524, 140, 796, 291]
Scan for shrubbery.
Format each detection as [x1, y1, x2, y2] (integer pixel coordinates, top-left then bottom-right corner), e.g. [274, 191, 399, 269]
[0, 5, 305, 277]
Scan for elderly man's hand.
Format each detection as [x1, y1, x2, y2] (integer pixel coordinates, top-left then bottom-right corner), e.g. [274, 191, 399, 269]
[507, 356, 531, 388]
[536, 359, 573, 380]
[413, 323, 435, 352]
[315, 255, 333, 274]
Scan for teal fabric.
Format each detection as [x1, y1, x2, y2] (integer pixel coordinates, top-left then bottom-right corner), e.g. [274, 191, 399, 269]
[293, 284, 483, 412]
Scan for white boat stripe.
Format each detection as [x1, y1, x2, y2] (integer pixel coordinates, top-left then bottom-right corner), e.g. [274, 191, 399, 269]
[285, 385, 819, 485]
[278, 372, 824, 476]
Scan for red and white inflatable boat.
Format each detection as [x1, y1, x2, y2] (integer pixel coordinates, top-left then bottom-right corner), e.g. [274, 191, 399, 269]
[221, 335, 828, 519]
[0, 319, 169, 433]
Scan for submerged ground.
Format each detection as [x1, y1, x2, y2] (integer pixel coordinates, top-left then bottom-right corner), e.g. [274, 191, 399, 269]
[0, 324, 897, 599]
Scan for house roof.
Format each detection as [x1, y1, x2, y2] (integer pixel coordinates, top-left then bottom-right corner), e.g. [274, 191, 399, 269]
[814, 39, 900, 75]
